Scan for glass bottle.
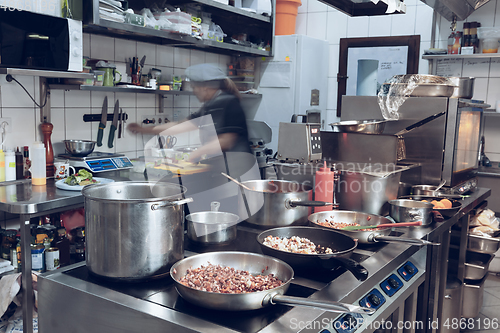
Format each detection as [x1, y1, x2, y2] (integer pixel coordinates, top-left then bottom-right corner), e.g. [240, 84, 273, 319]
[15, 147, 23, 180]
[52, 227, 70, 267]
[74, 227, 85, 262]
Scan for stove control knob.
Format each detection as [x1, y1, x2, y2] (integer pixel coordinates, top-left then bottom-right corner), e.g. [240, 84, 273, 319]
[404, 264, 415, 275]
[388, 278, 400, 289]
[368, 294, 381, 306]
[343, 314, 357, 329]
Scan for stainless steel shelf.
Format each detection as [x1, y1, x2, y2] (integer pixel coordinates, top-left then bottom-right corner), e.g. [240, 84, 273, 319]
[423, 53, 500, 60]
[0, 68, 95, 79]
[84, 20, 271, 57]
[48, 84, 263, 98]
[483, 111, 500, 116]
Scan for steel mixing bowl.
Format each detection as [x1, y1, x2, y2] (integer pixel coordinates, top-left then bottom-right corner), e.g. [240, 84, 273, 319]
[329, 119, 389, 134]
[63, 140, 96, 157]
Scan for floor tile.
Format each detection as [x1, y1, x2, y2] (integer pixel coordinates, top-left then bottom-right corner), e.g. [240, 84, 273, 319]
[484, 273, 500, 288]
[479, 305, 500, 321]
[482, 289, 500, 306]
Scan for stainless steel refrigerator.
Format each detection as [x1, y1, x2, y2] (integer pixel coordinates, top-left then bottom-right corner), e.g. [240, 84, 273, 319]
[254, 35, 329, 153]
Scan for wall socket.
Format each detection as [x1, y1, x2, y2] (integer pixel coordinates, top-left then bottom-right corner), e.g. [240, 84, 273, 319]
[0, 118, 12, 133]
[141, 115, 170, 125]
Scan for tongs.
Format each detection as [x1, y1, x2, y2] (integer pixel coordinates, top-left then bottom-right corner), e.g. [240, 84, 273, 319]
[341, 221, 422, 230]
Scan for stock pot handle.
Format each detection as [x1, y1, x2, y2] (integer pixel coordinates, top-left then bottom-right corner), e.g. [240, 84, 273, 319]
[286, 199, 333, 209]
[151, 197, 193, 210]
[268, 294, 375, 314]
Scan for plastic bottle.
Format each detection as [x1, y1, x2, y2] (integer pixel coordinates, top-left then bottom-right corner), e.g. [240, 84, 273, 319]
[314, 161, 334, 213]
[30, 142, 46, 185]
[0, 149, 5, 182]
[5, 150, 15, 181]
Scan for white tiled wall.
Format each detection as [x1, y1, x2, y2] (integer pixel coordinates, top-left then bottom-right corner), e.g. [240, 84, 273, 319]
[0, 34, 231, 159]
[295, 0, 433, 126]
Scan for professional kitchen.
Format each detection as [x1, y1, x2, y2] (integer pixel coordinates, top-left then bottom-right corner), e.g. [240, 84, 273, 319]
[0, 0, 500, 332]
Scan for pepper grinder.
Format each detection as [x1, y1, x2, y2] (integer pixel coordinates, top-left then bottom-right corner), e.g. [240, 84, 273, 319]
[41, 122, 54, 178]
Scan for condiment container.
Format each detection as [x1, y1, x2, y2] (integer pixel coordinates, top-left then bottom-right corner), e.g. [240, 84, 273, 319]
[30, 142, 46, 185]
[314, 161, 333, 212]
[5, 150, 15, 181]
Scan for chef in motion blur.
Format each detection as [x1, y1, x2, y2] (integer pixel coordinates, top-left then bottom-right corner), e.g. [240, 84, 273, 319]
[128, 63, 259, 217]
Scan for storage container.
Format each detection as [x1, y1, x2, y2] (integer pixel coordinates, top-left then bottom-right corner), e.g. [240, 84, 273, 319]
[464, 251, 494, 280]
[462, 275, 487, 318]
[467, 234, 500, 254]
[158, 12, 191, 35]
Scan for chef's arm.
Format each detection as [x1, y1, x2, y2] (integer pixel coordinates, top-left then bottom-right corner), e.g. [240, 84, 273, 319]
[188, 133, 238, 163]
[127, 119, 198, 135]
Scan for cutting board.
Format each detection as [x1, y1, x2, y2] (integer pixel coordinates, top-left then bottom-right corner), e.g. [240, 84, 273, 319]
[153, 160, 209, 175]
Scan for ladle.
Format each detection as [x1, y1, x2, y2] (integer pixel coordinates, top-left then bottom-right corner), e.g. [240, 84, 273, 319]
[221, 172, 252, 191]
[435, 180, 446, 192]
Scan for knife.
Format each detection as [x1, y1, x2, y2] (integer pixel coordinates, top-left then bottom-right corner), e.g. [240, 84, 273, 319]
[139, 55, 146, 75]
[97, 96, 108, 147]
[118, 108, 123, 139]
[108, 99, 119, 148]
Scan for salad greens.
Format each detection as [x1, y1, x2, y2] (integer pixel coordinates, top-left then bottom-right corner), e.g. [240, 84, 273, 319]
[64, 169, 98, 186]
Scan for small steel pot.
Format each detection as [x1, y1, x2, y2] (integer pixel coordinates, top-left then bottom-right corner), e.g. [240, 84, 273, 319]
[329, 119, 389, 135]
[388, 199, 434, 226]
[186, 202, 239, 245]
[411, 185, 463, 199]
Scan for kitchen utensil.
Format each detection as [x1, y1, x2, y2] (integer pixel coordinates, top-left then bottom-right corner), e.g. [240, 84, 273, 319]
[221, 172, 252, 190]
[170, 251, 374, 313]
[108, 99, 119, 148]
[82, 181, 192, 281]
[388, 199, 434, 226]
[329, 119, 390, 134]
[242, 180, 333, 227]
[118, 108, 123, 139]
[308, 210, 436, 245]
[97, 67, 122, 87]
[410, 185, 465, 199]
[449, 77, 475, 98]
[341, 221, 422, 230]
[257, 226, 367, 280]
[97, 96, 108, 147]
[63, 139, 96, 157]
[398, 195, 462, 218]
[166, 135, 177, 148]
[395, 111, 446, 160]
[139, 55, 146, 76]
[434, 180, 446, 192]
[186, 201, 239, 245]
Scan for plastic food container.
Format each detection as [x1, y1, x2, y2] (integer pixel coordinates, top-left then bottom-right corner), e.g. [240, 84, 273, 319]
[92, 70, 105, 86]
[482, 38, 499, 53]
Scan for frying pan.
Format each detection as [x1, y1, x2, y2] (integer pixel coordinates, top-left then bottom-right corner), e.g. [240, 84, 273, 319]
[170, 251, 374, 313]
[308, 210, 436, 246]
[256, 226, 368, 281]
[399, 195, 462, 218]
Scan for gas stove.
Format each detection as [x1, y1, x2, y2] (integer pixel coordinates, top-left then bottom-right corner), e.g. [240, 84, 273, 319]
[39, 223, 427, 333]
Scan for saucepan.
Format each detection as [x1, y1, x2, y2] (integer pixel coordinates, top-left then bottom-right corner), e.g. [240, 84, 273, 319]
[170, 251, 374, 313]
[241, 180, 332, 227]
[308, 210, 436, 245]
[398, 195, 462, 219]
[329, 119, 391, 135]
[256, 226, 368, 281]
[411, 185, 464, 199]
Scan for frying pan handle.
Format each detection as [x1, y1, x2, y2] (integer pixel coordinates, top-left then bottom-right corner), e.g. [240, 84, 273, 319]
[323, 257, 369, 281]
[370, 235, 440, 246]
[268, 294, 375, 314]
[287, 200, 333, 208]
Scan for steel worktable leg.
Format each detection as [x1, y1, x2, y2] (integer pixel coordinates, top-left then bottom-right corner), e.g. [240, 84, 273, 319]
[21, 214, 33, 333]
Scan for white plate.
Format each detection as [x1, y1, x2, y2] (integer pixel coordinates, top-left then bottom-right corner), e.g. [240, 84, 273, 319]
[55, 177, 114, 191]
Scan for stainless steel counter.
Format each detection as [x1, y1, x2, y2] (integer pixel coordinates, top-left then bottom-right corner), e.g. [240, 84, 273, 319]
[36, 188, 491, 333]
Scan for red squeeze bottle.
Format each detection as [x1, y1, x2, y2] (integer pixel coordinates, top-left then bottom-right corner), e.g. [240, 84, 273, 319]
[314, 161, 334, 213]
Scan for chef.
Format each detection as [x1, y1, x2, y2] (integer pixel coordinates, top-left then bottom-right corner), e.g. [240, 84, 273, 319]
[128, 63, 259, 217]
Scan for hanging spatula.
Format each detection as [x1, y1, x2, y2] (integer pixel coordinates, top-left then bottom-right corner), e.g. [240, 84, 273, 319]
[341, 221, 422, 231]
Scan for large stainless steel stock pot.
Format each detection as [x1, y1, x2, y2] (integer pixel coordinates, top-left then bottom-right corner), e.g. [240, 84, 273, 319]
[82, 181, 192, 281]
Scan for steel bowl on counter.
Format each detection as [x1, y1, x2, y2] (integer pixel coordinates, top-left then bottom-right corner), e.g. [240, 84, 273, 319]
[449, 77, 475, 99]
[186, 202, 239, 245]
[63, 139, 96, 157]
[388, 199, 434, 226]
[82, 181, 192, 281]
[329, 119, 389, 135]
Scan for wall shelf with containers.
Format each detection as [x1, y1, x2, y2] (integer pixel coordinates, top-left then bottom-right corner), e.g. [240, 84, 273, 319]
[83, 0, 274, 57]
[423, 53, 500, 75]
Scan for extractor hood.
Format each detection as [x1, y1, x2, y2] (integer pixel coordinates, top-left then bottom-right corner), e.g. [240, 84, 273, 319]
[317, 0, 406, 16]
[420, 0, 491, 21]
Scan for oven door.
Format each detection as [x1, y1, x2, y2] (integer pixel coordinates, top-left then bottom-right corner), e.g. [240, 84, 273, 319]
[445, 107, 483, 187]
